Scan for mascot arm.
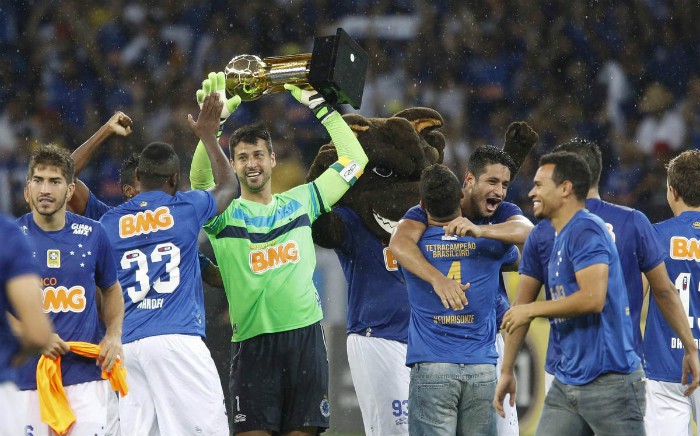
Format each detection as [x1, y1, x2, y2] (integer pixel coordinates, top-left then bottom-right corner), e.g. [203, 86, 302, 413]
[313, 111, 369, 207]
[311, 212, 346, 249]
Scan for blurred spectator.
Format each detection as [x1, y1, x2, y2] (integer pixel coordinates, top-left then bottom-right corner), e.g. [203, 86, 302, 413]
[633, 82, 686, 156]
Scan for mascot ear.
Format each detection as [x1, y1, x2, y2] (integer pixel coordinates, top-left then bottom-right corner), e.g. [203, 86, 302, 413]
[502, 121, 538, 178]
[393, 107, 446, 164]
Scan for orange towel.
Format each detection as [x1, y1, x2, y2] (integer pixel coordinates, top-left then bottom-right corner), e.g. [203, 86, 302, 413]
[36, 341, 128, 435]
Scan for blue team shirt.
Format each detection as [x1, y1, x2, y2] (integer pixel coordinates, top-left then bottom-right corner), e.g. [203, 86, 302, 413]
[520, 198, 664, 373]
[644, 211, 700, 382]
[547, 210, 639, 385]
[403, 201, 523, 325]
[15, 213, 118, 390]
[86, 191, 215, 274]
[403, 227, 518, 365]
[100, 190, 217, 343]
[334, 207, 410, 342]
[0, 215, 40, 384]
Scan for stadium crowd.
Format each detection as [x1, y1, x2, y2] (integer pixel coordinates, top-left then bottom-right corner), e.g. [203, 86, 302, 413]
[1, 0, 699, 223]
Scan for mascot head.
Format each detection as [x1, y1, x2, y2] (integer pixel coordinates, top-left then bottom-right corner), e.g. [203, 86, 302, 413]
[307, 108, 446, 244]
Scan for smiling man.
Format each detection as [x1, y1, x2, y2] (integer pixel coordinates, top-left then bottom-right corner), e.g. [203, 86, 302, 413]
[190, 83, 368, 435]
[494, 151, 644, 435]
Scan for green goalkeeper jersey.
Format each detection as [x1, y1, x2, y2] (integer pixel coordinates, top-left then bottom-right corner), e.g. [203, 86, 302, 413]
[205, 181, 333, 341]
[192, 110, 367, 341]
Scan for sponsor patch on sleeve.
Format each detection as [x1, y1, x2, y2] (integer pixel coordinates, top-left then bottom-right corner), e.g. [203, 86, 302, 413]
[330, 157, 363, 185]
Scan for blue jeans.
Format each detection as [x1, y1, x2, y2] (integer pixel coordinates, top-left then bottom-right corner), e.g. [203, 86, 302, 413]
[536, 366, 646, 436]
[408, 362, 497, 436]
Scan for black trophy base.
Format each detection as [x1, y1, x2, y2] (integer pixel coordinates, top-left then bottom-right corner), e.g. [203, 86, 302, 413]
[309, 28, 368, 110]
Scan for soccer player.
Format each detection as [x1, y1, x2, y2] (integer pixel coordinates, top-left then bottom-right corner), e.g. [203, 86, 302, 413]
[0, 213, 53, 436]
[495, 151, 644, 435]
[644, 149, 700, 435]
[67, 112, 223, 287]
[190, 81, 368, 435]
[98, 93, 236, 435]
[16, 145, 124, 435]
[511, 138, 699, 393]
[401, 164, 518, 435]
[389, 144, 532, 435]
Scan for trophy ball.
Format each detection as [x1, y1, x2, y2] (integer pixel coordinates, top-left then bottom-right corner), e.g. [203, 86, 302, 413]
[224, 54, 267, 101]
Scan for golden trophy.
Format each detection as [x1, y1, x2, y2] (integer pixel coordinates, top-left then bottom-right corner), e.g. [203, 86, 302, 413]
[224, 28, 368, 109]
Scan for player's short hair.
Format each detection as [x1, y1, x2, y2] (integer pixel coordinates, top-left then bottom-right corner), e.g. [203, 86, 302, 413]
[420, 164, 462, 221]
[467, 145, 516, 181]
[27, 144, 75, 182]
[539, 151, 591, 201]
[229, 122, 273, 158]
[667, 150, 700, 207]
[553, 138, 602, 187]
[137, 142, 179, 187]
[119, 152, 140, 187]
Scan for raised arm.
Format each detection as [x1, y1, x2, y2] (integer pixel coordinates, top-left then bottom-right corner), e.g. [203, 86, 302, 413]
[284, 84, 368, 207]
[188, 92, 238, 215]
[69, 112, 133, 214]
[190, 72, 241, 191]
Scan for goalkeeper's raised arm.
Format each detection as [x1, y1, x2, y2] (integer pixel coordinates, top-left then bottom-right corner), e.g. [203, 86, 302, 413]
[284, 83, 368, 207]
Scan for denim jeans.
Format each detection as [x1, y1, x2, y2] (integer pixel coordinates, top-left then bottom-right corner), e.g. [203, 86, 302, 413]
[536, 366, 646, 436]
[408, 362, 497, 436]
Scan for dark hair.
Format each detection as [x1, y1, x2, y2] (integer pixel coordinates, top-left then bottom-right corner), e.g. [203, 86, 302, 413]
[667, 150, 700, 207]
[539, 151, 591, 201]
[552, 138, 602, 186]
[419, 164, 462, 220]
[119, 152, 140, 187]
[229, 122, 273, 158]
[467, 145, 516, 180]
[137, 142, 179, 187]
[27, 144, 75, 182]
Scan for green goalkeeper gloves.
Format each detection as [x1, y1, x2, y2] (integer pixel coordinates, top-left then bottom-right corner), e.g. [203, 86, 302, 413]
[284, 84, 333, 122]
[196, 72, 241, 132]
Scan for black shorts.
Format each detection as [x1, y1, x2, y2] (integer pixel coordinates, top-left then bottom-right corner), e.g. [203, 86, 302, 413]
[229, 322, 330, 434]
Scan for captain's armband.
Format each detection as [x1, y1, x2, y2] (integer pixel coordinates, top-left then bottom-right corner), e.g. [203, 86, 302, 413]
[330, 157, 364, 185]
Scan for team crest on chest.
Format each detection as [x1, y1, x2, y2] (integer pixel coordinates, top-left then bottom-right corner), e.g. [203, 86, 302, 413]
[47, 249, 60, 268]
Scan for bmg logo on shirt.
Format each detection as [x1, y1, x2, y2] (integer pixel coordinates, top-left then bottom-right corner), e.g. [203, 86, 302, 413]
[42, 284, 86, 313]
[119, 206, 174, 238]
[671, 236, 700, 260]
[249, 241, 299, 274]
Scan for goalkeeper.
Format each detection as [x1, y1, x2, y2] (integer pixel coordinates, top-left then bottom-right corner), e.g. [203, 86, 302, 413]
[190, 72, 368, 435]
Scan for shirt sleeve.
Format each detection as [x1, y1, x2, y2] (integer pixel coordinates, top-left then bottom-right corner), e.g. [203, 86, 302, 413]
[4, 223, 38, 280]
[570, 223, 612, 272]
[84, 192, 113, 221]
[519, 228, 544, 281]
[94, 223, 119, 289]
[632, 209, 665, 272]
[402, 204, 427, 223]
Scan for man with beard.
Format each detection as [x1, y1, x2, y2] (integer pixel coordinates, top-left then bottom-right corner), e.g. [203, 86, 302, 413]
[190, 83, 368, 435]
[15, 145, 124, 435]
[390, 144, 532, 434]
